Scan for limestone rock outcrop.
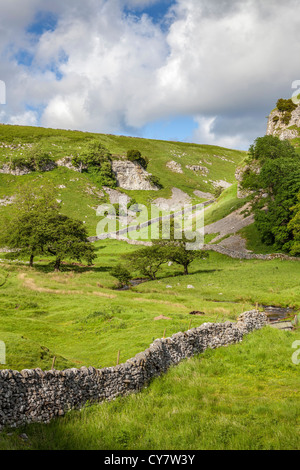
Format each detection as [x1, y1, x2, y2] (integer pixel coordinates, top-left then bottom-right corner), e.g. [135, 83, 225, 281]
[166, 161, 183, 174]
[112, 160, 159, 191]
[266, 103, 300, 140]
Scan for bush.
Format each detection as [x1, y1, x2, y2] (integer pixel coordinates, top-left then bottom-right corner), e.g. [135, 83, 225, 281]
[242, 135, 300, 253]
[125, 246, 167, 280]
[127, 149, 149, 169]
[276, 99, 297, 126]
[88, 161, 117, 188]
[282, 112, 292, 125]
[248, 135, 296, 163]
[146, 175, 163, 189]
[72, 140, 117, 188]
[110, 264, 132, 288]
[277, 98, 297, 113]
[11, 145, 54, 171]
[213, 187, 223, 198]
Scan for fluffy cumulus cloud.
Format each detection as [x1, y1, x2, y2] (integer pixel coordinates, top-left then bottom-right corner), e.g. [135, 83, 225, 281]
[1, 0, 300, 149]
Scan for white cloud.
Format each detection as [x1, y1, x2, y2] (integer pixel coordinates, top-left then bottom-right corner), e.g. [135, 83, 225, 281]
[9, 110, 39, 127]
[192, 116, 252, 151]
[1, 0, 300, 148]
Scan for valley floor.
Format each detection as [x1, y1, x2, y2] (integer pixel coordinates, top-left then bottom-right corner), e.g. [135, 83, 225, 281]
[0, 244, 300, 371]
[0, 328, 299, 451]
[0, 241, 299, 450]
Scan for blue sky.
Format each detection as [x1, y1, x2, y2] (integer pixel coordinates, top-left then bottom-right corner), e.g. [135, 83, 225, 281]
[1, 0, 300, 150]
[124, 0, 175, 27]
[141, 116, 198, 142]
[125, 0, 174, 19]
[27, 11, 58, 36]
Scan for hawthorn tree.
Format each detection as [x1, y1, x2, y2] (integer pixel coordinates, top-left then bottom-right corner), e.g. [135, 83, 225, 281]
[44, 214, 96, 271]
[163, 239, 208, 275]
[1, 184, 96, 270]
[125, 245, 168, 280]
[0, 184, 60, 266]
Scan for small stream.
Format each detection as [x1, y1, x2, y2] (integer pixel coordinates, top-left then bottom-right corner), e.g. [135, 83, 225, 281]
[262, 305, 296, 322]
[116, 282, 297, 323]
[117, 279, 147, 291]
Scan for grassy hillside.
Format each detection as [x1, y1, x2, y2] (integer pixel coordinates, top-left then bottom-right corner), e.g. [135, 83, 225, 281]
[0, 124, 246, 237]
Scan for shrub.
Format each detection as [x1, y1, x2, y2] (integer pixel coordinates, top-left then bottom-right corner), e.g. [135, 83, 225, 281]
[248, 135, 296, 163]
[127, 149, 149, 169]
[146, 175, 163, 189]
[277, 98, 297, 113]
[125, 246, 167, 280]
[72, 140, 117, 188]
[276, 99, 297, 126]
[11, 144, 54, 171]
[213, 187, 223, 198]
[282, 112, 292, 125]
[110, 264, 132, 288]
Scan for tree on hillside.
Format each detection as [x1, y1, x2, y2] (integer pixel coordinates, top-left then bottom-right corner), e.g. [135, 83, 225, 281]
[241, 135, 300, 253]
[125, 245, 168, 280]
[288, 192, 300, 255]
[110, 264, 132, 288]
[125, 216, 208, 279]
[0, 184, 60, 267]
[163, 239, 208, 276]
[0, 184, 96, 269]
[155, 219, 208, 276]
[248, 135, 296, 164]
[44, 214, 96, 271]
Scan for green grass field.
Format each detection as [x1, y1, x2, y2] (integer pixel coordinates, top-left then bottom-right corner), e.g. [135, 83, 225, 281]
[0, 243, 299, 372]
[1, 327, 299, 451]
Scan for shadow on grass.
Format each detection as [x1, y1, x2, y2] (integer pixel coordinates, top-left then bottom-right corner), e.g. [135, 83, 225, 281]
[32, 263, 112, 274]
[163, 268, 223, 278]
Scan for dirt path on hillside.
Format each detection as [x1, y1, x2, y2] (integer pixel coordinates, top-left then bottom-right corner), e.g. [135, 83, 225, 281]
[17, 273, 191, 308]
[18, 273, 116, 299]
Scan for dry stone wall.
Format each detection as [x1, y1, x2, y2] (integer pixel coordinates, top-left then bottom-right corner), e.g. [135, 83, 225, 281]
[202, 244, 300, 261]
[0, 311, 267, 430]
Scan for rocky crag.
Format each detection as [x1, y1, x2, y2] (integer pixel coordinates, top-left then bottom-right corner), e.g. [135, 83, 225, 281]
[266, 101, 300, 141]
